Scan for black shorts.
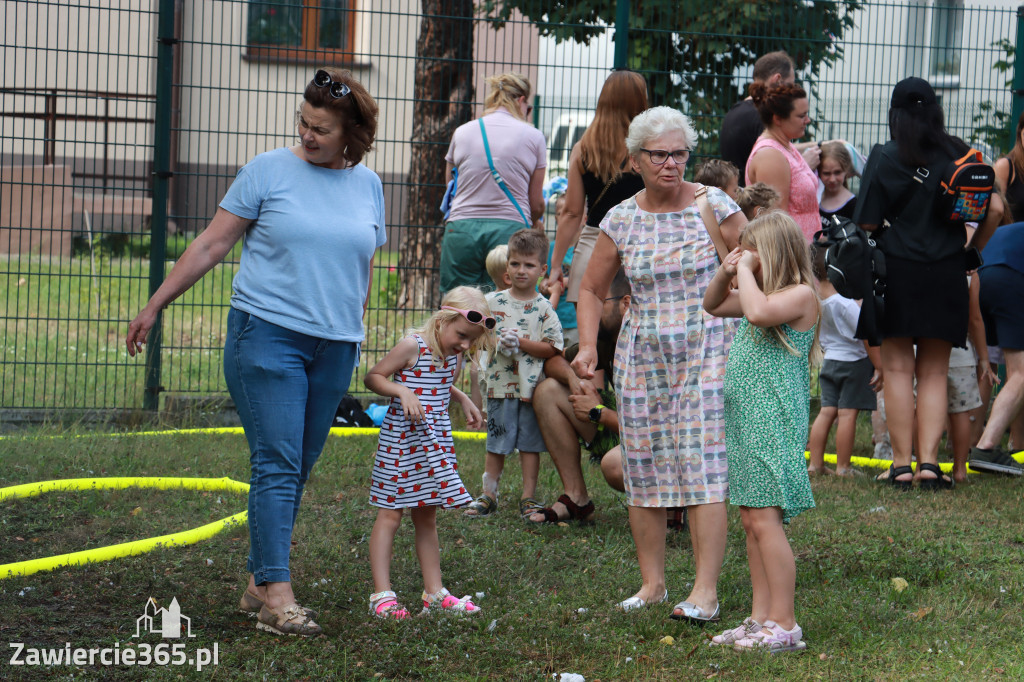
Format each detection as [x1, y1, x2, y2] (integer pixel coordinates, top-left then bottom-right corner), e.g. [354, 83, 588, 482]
[819, 357, 877, 411]
[980, 265, 1024, 350]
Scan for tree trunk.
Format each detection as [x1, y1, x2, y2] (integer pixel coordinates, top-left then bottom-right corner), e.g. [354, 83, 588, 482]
[398, 0, 475, 313]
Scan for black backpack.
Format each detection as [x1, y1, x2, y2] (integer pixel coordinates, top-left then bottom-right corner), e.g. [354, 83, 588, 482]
[335, 394, 375, 427]
[815, 215, 885, 346]
[935, 149, 995, 223]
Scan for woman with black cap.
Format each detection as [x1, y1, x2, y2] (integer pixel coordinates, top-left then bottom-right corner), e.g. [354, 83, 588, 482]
[854, 77, 1004, 490]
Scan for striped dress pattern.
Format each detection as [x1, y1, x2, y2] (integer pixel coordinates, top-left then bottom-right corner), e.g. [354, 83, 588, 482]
[369, 334, 472, 510]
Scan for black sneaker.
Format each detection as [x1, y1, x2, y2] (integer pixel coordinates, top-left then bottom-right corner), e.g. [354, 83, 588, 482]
[968, 447, 1024, 476]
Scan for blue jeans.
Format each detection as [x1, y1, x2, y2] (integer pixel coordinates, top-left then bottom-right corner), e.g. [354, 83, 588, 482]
[224, 308, 357, 584]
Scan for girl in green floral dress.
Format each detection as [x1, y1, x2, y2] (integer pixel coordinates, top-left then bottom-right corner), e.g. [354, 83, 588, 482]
[703, 211, 821, 653]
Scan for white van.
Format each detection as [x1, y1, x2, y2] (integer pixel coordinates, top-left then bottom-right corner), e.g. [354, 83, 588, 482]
[547, 111, 594, 179]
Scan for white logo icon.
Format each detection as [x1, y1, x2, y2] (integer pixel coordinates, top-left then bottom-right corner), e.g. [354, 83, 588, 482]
[134, 597, 194, 639]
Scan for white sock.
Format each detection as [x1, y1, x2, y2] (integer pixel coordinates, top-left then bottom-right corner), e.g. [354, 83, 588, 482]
[481, 472, 500, 498]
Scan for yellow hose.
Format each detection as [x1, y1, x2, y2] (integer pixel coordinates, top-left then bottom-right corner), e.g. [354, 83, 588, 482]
[0, 477, 247, 580]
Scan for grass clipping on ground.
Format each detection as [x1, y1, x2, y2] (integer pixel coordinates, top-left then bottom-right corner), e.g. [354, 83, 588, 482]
[1, 429, 1022, 681]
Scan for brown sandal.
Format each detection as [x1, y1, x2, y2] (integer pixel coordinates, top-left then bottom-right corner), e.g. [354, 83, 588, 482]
[529, 494, 595, 524]
[239, 589, 317, 618]
[256, 603, 323, 637]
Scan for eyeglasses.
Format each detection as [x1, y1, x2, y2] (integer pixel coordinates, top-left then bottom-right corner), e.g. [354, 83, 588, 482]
[441, 306, 496, 330]
[312, 69, 351, 99]
[604, 295, 625, 301]
[639, 148, 690, 165]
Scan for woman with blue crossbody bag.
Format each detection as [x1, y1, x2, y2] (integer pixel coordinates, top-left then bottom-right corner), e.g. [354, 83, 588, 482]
[440, 72, 546, 294]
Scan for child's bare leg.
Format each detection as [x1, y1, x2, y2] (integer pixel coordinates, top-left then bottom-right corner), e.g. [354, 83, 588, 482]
[482, 452, 504, 497]
[808, 406, 837, 474]
[1011, 409, 1024, 452]
[519, 451, 540, 500]
[744, 506, 797, 630]
[370, 508, 403, 593]
[411, 506, 442, 595]
[949, 410, 972, 483]
[971, 364, 995, 446]
[872, 393, 890, 456]
[739, 507, 771, 625]
[835, 408, 859, 474]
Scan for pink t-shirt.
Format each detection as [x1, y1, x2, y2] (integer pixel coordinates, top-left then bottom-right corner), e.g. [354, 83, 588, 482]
[746, 137, 820, 242]
[445, 108, 546, 223]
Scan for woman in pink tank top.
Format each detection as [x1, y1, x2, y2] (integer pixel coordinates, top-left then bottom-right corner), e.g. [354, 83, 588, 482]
[745, 82, 820, 241]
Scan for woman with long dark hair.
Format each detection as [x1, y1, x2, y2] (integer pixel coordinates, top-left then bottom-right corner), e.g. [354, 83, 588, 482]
[994, 111, 1024, 221]
[855, 77, 1003, 490]
[543, 70, 649, 304]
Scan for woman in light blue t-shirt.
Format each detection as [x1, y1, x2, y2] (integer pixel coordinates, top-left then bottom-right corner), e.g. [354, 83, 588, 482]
[127, 68, 386, 637]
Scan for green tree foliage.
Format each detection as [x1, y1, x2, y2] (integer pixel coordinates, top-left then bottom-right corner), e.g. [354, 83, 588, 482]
[970, 38, 1016, 155]
[483, 0, 861, 146]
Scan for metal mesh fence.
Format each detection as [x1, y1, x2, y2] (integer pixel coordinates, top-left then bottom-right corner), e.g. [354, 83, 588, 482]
[1, 0, 1019, 416]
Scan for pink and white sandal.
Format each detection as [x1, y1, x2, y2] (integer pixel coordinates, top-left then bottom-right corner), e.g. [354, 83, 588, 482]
[733, 622, 806, 653]
[421, 587, 481, 615]
[709, 618, 773, 646]
[369, 590, 410, 620]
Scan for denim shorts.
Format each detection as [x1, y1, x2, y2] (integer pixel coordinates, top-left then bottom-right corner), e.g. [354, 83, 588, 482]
[486, 398, 546, 454]
[980, 265, 1024, 350]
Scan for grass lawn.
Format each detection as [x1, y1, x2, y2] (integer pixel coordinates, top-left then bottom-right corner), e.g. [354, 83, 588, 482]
[1, 250, 417, 411]
[1, 427, 1022, 680]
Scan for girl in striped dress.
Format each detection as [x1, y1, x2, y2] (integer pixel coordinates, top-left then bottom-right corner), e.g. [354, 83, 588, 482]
[364, 286, 496, 619]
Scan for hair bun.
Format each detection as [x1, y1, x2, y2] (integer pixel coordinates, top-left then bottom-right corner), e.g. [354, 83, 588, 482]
[748, 81, 768, 104]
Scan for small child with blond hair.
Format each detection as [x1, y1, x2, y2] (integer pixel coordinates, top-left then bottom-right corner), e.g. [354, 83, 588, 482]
[470, 244, 512, 414]
[365, 286, 496, 619]
[737, 182, 781, 221]
[485, 244, 510, 291]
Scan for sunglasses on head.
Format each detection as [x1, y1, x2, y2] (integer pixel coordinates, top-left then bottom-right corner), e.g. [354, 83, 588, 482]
[441, 306, 496, 330]
[312, 69, 351, 99]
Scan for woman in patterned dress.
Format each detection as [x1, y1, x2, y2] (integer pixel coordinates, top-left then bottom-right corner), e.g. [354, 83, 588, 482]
[572, 107, 747, 620]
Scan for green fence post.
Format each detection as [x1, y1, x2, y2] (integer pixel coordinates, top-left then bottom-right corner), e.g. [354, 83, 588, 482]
[614, 0, 630, 70]
[1012, 4, 1024, 148]
[144, 0, 176, 411]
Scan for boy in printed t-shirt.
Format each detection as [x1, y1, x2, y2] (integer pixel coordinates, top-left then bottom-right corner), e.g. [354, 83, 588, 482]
[464, 229, 563, 518]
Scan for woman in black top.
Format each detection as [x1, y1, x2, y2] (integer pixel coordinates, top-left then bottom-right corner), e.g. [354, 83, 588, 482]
[855, 77, 1003, 490]
[545, 70, 648, 303]
[994, 112, 1024, 222]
